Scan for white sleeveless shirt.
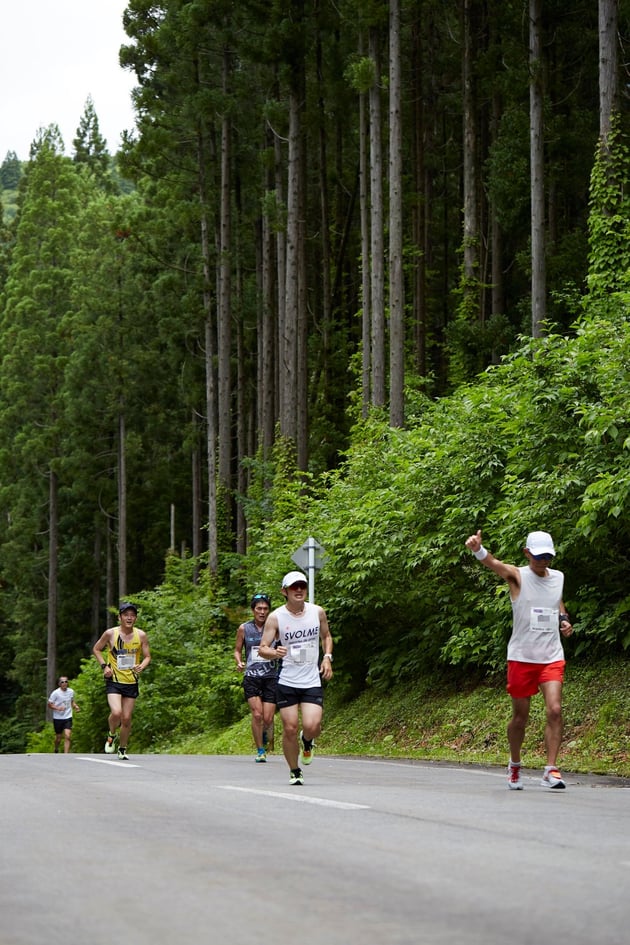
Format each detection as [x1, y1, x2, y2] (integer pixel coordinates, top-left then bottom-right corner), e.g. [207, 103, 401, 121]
[508, 566, 565, 664]
[276, 601, 322, 687]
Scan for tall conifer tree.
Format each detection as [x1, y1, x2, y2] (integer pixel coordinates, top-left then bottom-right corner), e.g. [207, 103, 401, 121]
[0, 127, 85, 714]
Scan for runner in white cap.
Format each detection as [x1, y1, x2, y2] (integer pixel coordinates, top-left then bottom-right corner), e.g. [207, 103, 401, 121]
[465, 529, 573, 790]
[258, 571, 333, 785]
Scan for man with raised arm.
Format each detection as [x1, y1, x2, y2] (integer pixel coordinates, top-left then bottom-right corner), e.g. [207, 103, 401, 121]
[465, 530, 573, 790]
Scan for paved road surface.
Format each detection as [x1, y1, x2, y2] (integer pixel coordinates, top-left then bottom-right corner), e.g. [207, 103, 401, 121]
[1, 753, 628, 945]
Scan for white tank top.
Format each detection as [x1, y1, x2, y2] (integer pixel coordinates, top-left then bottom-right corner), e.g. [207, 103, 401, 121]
[276, 601, 322, 687]
[508, 566, 565, 664]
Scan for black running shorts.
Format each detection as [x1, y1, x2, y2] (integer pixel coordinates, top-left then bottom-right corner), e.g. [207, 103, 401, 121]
[276, 683, 323, 709]
[105, 679, 139, 699]
[243, 675, 278, 704]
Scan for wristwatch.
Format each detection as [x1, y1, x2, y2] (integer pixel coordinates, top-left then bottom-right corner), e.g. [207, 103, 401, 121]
[323, 653, 333, 661]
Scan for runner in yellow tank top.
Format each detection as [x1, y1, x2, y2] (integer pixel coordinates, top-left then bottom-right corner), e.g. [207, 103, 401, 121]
[92, 602, 151, 759]
[104, 625, 142, 684]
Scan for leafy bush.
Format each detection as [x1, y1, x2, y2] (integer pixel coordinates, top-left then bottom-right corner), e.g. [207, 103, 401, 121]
[245, 287, 630, 690]
[46, 558, 248, 754]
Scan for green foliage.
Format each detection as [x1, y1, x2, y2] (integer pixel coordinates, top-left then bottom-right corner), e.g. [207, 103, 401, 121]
[0, 151, 22, 189]
[0, 137, 89, 698]
[244, 432, 327, 597]
[56, 558, 246, 755]
[22, 291, 630, 750]
[447, 277, 516, 386]
[26, 725, 57, 754]
[485, 105, 530, 232]
[4, 0, 630, 754]
[242, 293, 630, 690]
[587, 114, 630, 296]
[344, 56, 377, 94]
[72, 96, 111, 188]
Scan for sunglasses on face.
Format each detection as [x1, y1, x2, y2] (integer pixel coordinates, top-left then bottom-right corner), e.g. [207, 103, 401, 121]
[531, 553, 554, 561]
[289, 583, 307, 590]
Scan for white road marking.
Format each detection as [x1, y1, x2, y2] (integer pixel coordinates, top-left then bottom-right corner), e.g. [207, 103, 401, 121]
[76, 756, 140, 768]
[218, 785, 370, 809]
[347, 758, 509, 780]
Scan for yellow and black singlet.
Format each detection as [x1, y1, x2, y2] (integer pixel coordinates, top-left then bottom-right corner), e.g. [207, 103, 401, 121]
[105, 627, 142, 684]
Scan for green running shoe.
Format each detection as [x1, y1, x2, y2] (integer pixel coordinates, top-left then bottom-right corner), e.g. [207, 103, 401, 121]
[299, 730, 314, 766]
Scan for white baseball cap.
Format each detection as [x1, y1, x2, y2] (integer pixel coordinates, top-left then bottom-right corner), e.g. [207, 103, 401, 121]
[526, 531, 555, 556]
[282, 570, 307, 588]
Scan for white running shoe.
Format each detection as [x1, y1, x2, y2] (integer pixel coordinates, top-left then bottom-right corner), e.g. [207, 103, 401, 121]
[507, 762, 523, 790]
[541, 766, 565, 789]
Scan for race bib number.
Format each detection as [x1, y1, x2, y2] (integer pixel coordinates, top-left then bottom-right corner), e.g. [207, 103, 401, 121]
[251, 647, 265, 662]
[117, 652, 136, 669]
[289, 641, 318, 664]
[529, 607, 558, 633]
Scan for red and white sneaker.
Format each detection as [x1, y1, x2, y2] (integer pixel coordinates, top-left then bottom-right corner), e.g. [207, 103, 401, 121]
[507, 761, 523, 790]
[541, 765, 566, 789]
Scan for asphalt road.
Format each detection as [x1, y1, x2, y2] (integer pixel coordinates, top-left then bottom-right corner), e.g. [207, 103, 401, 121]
[1, 753, 628, 945]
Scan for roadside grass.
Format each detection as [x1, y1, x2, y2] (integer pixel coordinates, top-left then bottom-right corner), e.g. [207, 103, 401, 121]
[162, 656, 630, 778]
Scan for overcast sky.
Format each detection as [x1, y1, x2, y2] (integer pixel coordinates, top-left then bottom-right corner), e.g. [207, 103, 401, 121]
[2, 0, 137, 161]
